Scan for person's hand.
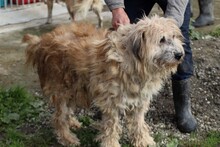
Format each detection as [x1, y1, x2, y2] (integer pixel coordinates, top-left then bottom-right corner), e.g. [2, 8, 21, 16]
[112, 8, 130, 30]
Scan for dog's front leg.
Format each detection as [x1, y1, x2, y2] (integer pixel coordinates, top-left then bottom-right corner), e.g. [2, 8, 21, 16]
[96, 110, 122, 147]
[126, 100, 156, 147]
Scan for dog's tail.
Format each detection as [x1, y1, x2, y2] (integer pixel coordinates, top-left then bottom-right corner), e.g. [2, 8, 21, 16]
[22, 34, 41, 67]
[74, 0, 103, 18]
[22, 34, 40, 44]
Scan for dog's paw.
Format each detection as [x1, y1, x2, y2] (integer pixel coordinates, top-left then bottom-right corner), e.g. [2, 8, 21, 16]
[146, 136, 156, 146]
[96, 135, 120, 147]
[99, 139, 121, 147]
[68, 117, 82, 129]
[45, 19, 52, 24]
[57, 131, 80, 146]
[143, 135, 156, 147]
[132, 133, 156, 147]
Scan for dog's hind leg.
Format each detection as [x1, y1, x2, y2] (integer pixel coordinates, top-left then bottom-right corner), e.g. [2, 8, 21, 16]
[126, 100, 156, 147]
[92, 0, 103, 28]
[46, 0, 54, 24]
[67, 107, 81, 129]
[51, 94, 80, 146]
[65, 0, 75, 21]
[95, 110, 122, 147]
[93, 8, 103, 28]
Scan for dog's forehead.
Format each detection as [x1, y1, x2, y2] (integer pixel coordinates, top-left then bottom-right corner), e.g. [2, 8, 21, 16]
[138, 16, 180, 35]
[138, 16, 178, 32]
[140, 23, 176, 38]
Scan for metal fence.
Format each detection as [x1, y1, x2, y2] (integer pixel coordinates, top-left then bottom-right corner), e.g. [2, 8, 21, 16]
[0, 0, 43, 11]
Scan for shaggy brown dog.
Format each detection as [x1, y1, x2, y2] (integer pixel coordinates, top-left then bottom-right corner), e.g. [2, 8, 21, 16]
[45, 0, 103, 27]
[23, 15, 184, 147]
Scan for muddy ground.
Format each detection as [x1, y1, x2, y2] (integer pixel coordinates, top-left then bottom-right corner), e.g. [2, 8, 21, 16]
[0, 1, 220, 146]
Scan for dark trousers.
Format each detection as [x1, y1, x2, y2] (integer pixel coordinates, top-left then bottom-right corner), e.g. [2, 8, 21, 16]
[124, 0, 194, 81]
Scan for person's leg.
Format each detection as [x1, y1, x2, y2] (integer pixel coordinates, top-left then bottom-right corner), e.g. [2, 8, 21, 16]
[172, 3, 194, 81]
[124, 0, 155, 23]
[193, 0, 214, 27]
[157, 0, 197, 133]
[172, 2, 197, 133]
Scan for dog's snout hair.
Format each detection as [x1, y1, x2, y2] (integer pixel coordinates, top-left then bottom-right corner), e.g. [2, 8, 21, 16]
[23, 15, 184, 147]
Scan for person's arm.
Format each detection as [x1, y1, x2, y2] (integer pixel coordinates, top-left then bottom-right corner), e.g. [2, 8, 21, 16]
[104, 0, 130, 29]
[165, 0, 189, 27]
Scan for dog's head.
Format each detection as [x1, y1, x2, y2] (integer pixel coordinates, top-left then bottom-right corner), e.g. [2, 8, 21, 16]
[118, 15, 184, 73]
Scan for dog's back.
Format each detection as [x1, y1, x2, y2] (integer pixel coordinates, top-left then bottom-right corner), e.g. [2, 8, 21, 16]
[23, 23, 107, 107]
[73, 0, 103, 17]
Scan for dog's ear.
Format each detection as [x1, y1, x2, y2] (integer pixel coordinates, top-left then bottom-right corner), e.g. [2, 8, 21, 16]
[132, 32, 145, 61]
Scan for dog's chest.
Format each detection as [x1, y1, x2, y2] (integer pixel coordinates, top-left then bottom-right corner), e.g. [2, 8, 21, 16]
[121, 79, 162, 109]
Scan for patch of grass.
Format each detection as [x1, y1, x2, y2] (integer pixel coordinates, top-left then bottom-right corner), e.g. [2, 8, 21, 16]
[75, 126, 99, 147]
[190, 20, 220, 39]
[189, 24, 204, 40]
[166, 138, 179, 147]
[0, 86, 51, 146]
[153, 132, 180, 147]
[78, 115, 94, 127]
[0, 139, 25, 147]
[26, 127, 60, 147]
[74, 116, 99, 147]
[0, 86, 44, 127]
[154, 131, 220, 147]
[0, 126, 60, 147]
[154, 132, 166, 143]
[0, 128, 26, 147]
[202, 131, 220, 147]
[180, 131, 220, 147]
[209, 27, 220, 37]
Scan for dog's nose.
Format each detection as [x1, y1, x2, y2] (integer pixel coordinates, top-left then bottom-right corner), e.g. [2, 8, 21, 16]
[174, 52, 183, 60]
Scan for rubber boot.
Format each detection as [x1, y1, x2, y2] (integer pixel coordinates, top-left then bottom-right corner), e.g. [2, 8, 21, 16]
[172, 79, 197, 133]
[193, 0, 214, 27]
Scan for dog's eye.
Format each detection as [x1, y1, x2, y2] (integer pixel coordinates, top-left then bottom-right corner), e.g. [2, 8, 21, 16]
[142, 32, 145, 40]
[160, 36, 166, 43]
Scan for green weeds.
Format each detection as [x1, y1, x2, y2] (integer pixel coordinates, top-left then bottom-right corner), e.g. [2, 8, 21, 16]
[0, 86, 43, 127]
[189, 24, 204, 40]
[190, 20, 220, 40]
[0, 86, 51, 147]
[209, 27, 220, 38]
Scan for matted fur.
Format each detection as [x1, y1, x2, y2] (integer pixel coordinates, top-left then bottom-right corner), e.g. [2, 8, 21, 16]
[23, 15, 184, 147]
[45, 0, 103, 27]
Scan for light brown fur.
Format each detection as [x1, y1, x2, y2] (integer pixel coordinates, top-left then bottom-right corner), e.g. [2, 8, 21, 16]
[45, 0, 103, 27]
[23, 15, 184, 147]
